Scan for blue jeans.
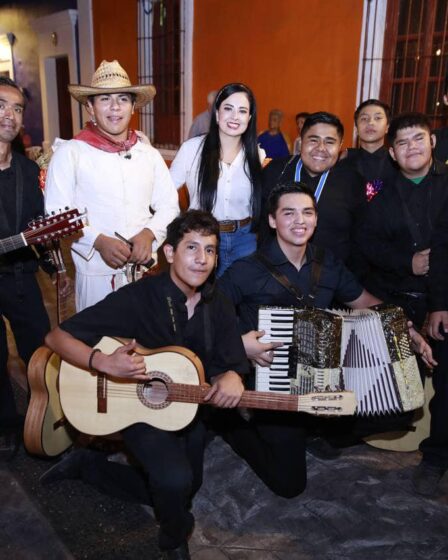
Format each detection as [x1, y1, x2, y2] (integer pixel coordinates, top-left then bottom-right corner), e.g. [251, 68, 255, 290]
[217, 223, 256, 276]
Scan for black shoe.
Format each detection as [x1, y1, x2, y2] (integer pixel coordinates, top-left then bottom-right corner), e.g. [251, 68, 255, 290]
[306, 436, 341, 460]
[412, 461, 446, 497]
[161, 542, 190, 560]
[40, 449, 96, 486]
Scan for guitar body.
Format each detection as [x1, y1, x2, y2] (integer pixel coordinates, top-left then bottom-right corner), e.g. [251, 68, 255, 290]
[364, 376, 434, 452]
[60, 337, 205, 434]
[24, 346, 77, 457]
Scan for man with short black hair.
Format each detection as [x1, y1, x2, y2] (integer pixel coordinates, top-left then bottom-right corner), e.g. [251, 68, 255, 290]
[343, 99, 397, 200]
[41, 210, 248, 560]
[261, 112, 367, 277]
[357, 111, 448, 497]
[0, 76, 52, 449]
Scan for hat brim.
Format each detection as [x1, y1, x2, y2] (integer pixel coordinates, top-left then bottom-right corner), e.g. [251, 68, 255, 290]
[68, 84, 156, 109]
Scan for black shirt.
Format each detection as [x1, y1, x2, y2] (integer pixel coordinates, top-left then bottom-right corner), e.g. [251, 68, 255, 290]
[0, 153, 43, 272]
[261, 156, 367, 273]
[344, 146, 398, 200]
[218, 239, 363, 334]
[356, 160, 448, 310]
[60, 272, 249, 381]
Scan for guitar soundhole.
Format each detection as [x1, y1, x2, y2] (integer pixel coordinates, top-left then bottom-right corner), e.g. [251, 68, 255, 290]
[137, 371, 171, 409]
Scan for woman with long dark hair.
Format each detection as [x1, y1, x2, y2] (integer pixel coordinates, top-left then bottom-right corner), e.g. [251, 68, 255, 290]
[170, 82, 264, 275]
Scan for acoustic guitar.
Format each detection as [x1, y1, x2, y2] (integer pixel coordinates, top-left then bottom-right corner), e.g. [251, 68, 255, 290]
[0, 208, 86, 255]
[24, 243, 78, 457]
[59, 337, 356, 435]
[363, 375, 434, 452]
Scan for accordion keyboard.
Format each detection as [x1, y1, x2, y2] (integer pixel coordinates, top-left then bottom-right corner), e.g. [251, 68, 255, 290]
[256, 307, 294, 392]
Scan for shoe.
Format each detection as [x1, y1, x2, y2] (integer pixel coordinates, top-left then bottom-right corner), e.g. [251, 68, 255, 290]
[306, 436, 341, 460]
[40, 449, 96, 486]
[161, 542, 191, 559]
[412, 461, 446, 497]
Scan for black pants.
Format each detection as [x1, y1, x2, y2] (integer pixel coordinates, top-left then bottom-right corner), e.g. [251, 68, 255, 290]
[0, 272, 50, 429]
[420, 337, 448, 469]
[386, 293, 448, 468]
[79, 419, 207, 551]
[213, 409, 307, 498]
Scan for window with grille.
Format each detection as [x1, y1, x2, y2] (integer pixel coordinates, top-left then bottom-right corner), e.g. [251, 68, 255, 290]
[137, 0, 193, 151]
[380, 0, 448, 128]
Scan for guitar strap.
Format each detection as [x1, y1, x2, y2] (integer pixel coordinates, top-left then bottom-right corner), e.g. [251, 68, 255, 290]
[255, 246, 325, 306]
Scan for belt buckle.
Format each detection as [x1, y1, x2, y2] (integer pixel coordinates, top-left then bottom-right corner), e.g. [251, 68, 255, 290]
[220, 220, 237, 233]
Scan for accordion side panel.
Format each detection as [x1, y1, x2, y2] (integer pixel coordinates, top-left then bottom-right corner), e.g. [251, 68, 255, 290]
[391, 356, 424, 411]
[377, 305, 424, 412]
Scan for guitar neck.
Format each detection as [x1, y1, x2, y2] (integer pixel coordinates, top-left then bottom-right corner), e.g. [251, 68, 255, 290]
[168, 384, 299, 412]
[0, 233, 26, 255]
[56, 273, 69, 324]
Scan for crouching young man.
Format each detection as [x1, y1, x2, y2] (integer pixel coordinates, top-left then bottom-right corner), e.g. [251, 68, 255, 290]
[41, 210, 248, 560]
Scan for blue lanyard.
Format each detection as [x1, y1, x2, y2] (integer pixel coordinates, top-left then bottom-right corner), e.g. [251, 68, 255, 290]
[294, 159, 330, 203]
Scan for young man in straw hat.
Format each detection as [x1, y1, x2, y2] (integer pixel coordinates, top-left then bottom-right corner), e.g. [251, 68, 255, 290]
[45, 60, 179, 311]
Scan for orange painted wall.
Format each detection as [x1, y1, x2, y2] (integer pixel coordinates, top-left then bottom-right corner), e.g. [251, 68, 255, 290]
[193, 0, 364, 146]
[92, 0, 139, 128]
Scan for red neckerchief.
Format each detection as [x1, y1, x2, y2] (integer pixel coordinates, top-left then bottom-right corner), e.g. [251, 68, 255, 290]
[75, 121, 138, 154]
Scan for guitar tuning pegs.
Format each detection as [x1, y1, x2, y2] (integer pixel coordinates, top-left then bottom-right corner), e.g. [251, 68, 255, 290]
[65, 206, 69, 211]
[51, 211, 55, 215]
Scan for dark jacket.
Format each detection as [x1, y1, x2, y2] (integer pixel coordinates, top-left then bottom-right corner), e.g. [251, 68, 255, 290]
[356, 160, 448, 312]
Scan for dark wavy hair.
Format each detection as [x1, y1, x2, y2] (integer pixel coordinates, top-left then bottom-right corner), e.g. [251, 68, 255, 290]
[0, 76, 26, 107]
[387, 112, 432, 144]
[267, 182, 317, 216]
[197, 83, 262, 231]
[165, 210, 220, 250]
[301, 111, 344, 139]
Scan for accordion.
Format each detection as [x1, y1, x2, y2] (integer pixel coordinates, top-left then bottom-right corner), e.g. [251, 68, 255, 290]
[256, 305, 424, 416]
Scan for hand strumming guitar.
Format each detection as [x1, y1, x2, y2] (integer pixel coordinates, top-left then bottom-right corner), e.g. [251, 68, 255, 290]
[92, 339, 148, 380]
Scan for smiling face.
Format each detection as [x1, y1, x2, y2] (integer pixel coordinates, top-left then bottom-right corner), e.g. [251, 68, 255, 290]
[268, 192, 317, 249]
[86, 93, 134, 142]
[356, 104, 389, 146]
[390, 125, 435, 179]
[216, 91, 251, 139]
[164, 231, 218, 295]
[300, 123, 342, 176]
[0, 85, 24, 144]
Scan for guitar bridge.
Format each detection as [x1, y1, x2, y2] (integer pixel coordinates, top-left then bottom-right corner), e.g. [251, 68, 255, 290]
[97, 374, 107, 413]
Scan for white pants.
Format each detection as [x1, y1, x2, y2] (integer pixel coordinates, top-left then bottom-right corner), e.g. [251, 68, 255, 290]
[75, 271, 129, 312]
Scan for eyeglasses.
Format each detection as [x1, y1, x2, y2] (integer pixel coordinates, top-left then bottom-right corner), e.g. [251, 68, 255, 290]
[0, 102, 24, 116]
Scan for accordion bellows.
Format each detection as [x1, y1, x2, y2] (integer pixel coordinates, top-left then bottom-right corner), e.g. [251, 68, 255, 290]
[257, 305, 424, 416]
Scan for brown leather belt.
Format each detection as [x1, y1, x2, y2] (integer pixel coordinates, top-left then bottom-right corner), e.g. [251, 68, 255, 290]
[219, 217, 251, 233]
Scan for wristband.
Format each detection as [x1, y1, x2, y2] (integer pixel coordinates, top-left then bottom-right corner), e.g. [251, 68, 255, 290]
[88, 348, 101, 372]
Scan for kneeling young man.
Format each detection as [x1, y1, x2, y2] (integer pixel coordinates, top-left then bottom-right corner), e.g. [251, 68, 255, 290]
[217, 183, 434, 498]
[42, 210, 247, 560]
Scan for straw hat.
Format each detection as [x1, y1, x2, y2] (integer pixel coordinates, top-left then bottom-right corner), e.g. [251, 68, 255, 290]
[68, 60, 156, 109]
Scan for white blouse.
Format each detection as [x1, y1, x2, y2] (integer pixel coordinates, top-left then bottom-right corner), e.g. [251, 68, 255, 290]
[170, 135, 264, 221]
